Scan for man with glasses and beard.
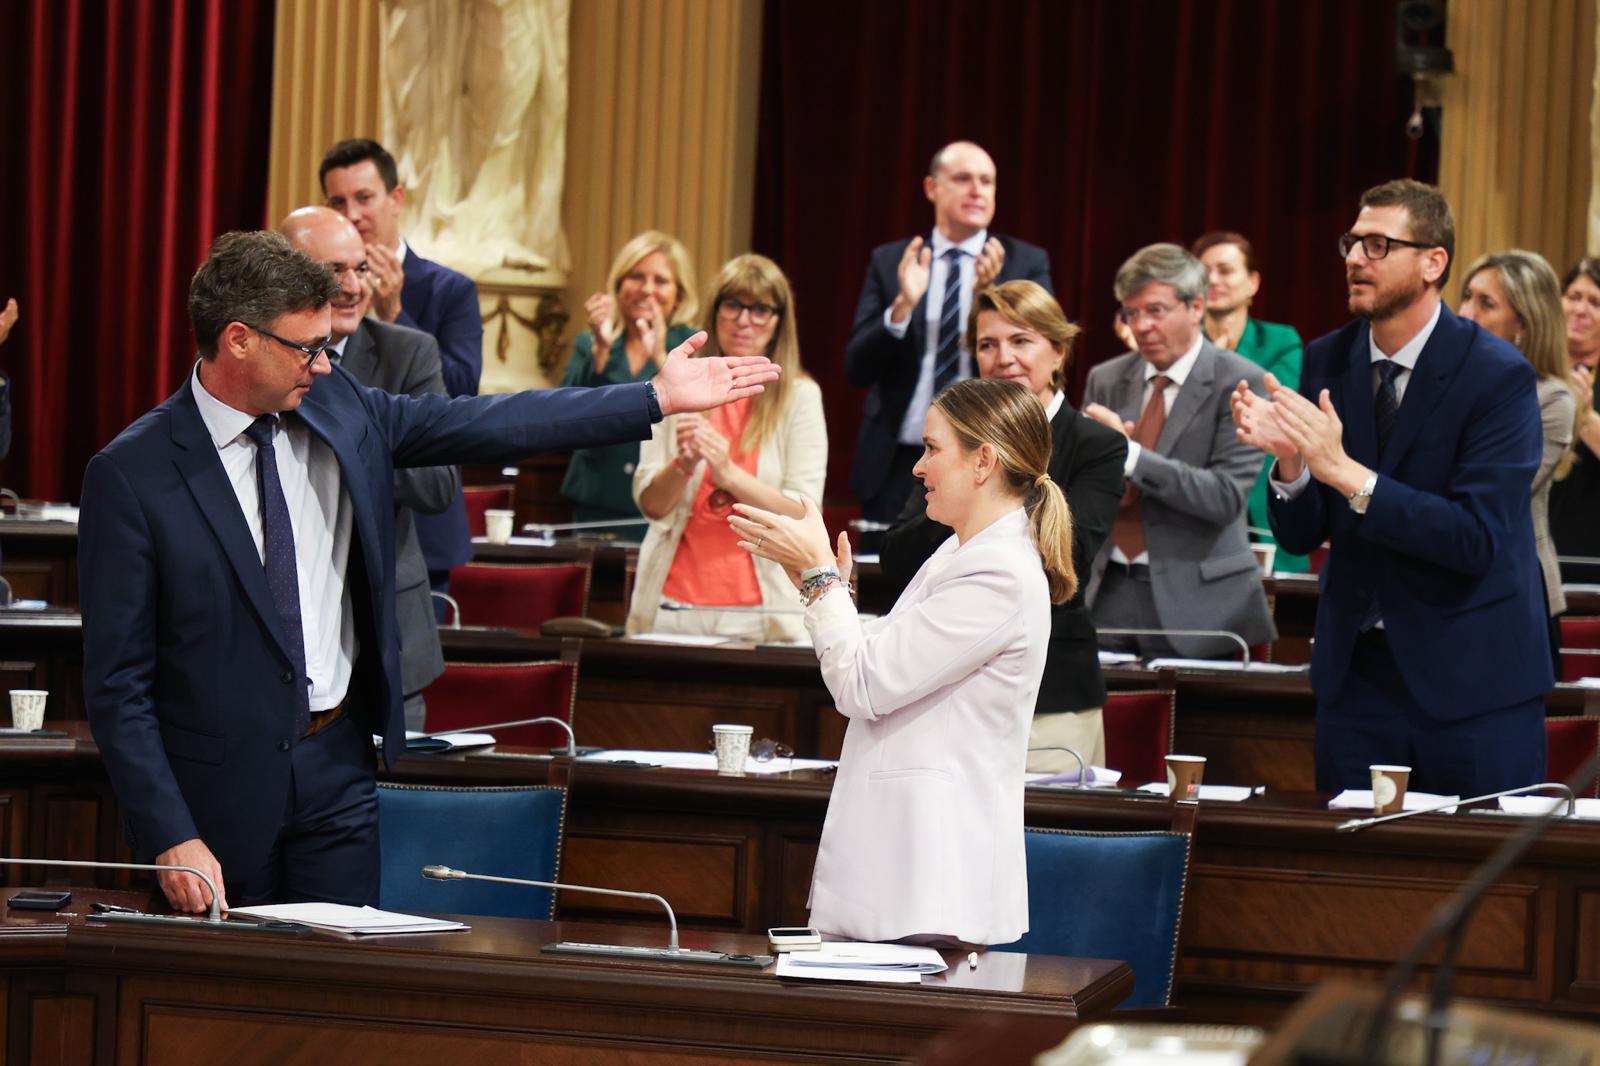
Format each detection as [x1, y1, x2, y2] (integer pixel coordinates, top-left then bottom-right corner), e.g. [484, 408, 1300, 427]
[1232, 179, 1549, 796]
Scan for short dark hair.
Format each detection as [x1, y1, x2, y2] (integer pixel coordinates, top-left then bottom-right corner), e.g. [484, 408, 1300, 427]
[1191, 231, 1258, 273]
[1564, 256, 1600, 293]
[1359, 179, 1455, 287]
[319, 138, 399, 193]
[189, 231, 339, 358]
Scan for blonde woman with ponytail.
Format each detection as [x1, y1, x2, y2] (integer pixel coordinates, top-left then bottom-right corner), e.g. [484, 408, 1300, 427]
[730, 378, 1070, 948]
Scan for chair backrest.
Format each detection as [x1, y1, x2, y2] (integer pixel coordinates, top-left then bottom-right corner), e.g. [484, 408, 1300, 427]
[994, 827, 1193, 1009]
[376, 783, 567, 919]
[462, 484, 514, 539]
[1560, 616, 1600, 682]
[450, 557, 592, 629]
[1101, 688, 1175, 785]
[423, 655, 578, 749]
[1546, 717, 1600, 797]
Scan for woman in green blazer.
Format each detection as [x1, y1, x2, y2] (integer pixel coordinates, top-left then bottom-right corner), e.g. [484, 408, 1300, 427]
[561, 231, 700, 529]
[1193, 231, 1308, 573]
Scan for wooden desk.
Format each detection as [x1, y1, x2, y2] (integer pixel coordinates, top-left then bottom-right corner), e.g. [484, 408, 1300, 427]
[1, 886, 1130, 1065]
[0, 519, 78, 605]
[10, 728, 1600, 1029]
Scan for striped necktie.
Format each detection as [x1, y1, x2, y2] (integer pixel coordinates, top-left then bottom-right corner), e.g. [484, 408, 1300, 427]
[1374, 360, 1401, 454]
[931, 248, 967, 397]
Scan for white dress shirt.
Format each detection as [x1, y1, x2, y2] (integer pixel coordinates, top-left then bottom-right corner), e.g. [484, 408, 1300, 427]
[1110, 333, 1204, 566]
[191, 364, 357, 710]
[1270, 301, 1441, 500]
[884, 228, 989, 444]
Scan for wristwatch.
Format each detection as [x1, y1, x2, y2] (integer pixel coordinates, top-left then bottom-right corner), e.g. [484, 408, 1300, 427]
[1347, 472, 1378, 514]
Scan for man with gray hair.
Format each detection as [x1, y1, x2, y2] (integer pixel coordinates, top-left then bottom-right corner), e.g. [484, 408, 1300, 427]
[1082, 242, 1275, 658]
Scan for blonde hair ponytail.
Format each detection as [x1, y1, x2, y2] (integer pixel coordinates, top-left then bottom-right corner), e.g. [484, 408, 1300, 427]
[1029, 476, 1076, 604]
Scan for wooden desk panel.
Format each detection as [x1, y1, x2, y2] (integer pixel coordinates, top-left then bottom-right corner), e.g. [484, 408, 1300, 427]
[0, 889, 1129, 1065]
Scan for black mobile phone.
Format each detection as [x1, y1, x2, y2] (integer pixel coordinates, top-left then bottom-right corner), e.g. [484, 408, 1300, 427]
[9, 889, 72, 910]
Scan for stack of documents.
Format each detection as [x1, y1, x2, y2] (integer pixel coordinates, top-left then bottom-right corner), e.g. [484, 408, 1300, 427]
[1137, 782, 1263, 802]
[1498, 796, 1600, 818]
[1328, 790, 1459, 814]
[578, 749, 839, 775]
[231, 903, 468, 935]
[774, 942, 947, 984]
[1026, 767, 1122, 788]
[1144, 658, 1307, 674]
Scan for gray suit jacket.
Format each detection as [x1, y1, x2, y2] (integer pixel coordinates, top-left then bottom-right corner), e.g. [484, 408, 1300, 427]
[339, 319, 457, 696]
[1083, 340, 1275, 657]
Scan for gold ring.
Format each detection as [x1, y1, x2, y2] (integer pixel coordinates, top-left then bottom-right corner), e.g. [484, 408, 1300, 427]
[757, 537, 765, 549]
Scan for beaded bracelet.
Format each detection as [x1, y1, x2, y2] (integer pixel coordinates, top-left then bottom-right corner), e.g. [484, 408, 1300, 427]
[801, 576, 843, 607]
[799, 567, 839, 600]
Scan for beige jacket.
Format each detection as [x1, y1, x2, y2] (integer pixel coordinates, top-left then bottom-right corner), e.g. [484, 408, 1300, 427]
[627, 376, 827, 642]
[1535, 375, 1577, 614]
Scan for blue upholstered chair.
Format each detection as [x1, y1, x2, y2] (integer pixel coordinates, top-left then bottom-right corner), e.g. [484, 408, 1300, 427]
[993, 826, 1193, 1009]
[376, 783, 567, 919]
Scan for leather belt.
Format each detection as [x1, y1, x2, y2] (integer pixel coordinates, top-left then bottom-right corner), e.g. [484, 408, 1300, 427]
[302, 694, 349, 739]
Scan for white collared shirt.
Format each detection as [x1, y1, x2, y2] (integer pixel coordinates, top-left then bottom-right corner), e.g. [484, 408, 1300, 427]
[1109, 332, 1204, 566]
[1270, 301, 1442, 499]
[190, 364, 356, 712]
[885, 228, 990, 444]
[1044, 389, 1065, 421]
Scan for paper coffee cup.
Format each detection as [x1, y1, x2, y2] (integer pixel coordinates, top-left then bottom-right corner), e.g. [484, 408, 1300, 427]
[9, 690, 47, 732]
[1165, 754, 1206, 799]
[1371, 764, 1412, 815]
[484, 509, 515, 544]
[712, 723, 754, 775]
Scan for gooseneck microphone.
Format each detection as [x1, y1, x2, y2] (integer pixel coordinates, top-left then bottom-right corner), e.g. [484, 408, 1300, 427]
[419, 865, 769, 967]
[1027, 745, 1088, 788]
[1095, 627, 1251, 663]
[412, 716, 578, 756]
[1335, 781, 1576, 833]
[0, 856, 301, 933]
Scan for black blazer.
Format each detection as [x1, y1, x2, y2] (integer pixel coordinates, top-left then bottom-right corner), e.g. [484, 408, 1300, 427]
[844, 233, 1052, 501]
[878, 398, 1126, 712]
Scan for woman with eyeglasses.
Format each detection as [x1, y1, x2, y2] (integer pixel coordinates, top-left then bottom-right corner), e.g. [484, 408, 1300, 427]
[626, 254, 825, 642]
[560, 231, 700, 530]
[879, 281, 1126, 773]
[1458, 250, 1580, 658]
[1548, 257, 1600, 583]
[728, 378, 1074, 947]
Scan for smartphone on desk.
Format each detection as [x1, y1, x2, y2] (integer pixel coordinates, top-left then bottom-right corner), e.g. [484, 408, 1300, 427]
[9, 890, 71, 911]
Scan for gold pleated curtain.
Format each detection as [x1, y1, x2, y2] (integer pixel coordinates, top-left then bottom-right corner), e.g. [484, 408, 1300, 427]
[1439, 0, 1597, 279]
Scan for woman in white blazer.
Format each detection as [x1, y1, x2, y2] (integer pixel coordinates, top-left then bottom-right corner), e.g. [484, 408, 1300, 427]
[731, 379, 1076, 947]
[628, 254, 826, 643]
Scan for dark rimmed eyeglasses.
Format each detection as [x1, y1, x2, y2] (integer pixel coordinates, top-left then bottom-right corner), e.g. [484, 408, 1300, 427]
[248, 323, 336, 369]
[717, 298, 780, 326]
[1337, 232, 1437, 261]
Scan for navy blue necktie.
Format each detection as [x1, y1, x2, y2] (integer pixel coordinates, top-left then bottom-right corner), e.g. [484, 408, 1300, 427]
[1374, 360, 1401, 454]
[931, 248, 967, 397]
[244, 415, 311, 737]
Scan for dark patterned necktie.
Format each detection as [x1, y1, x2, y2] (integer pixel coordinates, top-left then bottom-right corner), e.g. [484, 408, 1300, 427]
[1111, 375, 1172, 559]
[1374, 360, 1401, 454]
[244, 414, 311, 737]
[931, 248, 967, 397]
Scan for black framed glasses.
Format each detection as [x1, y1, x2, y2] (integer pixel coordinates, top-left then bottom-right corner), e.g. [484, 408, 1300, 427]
[1337, 232, 1437, 261]
[249, 323, 335, 369]
[717, 298, 780, 326]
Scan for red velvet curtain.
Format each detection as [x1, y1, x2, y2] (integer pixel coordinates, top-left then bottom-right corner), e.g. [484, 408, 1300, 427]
[0, 0, 276, 501]
[753, 0, 1437, 501]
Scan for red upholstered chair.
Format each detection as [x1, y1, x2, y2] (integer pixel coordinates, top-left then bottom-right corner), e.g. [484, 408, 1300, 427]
[1546, 718, 1600, 797]
[1101, 688, 1176, 784]
[449, 553, 593, 630]
[463, 485, 514, 539]
[422, 642, 580, 750]
[1559, 617, 1600, 683]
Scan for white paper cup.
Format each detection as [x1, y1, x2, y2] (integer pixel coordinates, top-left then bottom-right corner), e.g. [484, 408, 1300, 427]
[1165, 754, 1207, 799]
[1370, 764, 1412, 815]
[9, 690, 47, 732]
[712, 723, 754, 775]
[484, 509, 515, 544]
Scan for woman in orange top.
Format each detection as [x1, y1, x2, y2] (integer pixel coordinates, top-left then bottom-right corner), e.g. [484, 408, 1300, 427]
[627, 254, 826, 643]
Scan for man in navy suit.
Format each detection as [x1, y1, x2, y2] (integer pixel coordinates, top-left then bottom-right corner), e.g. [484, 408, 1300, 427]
[845, 141, 1053, 521]
[320, 138, 479, 594]
[78, 231, 778, 913]
[1232, 180, 1550, 796]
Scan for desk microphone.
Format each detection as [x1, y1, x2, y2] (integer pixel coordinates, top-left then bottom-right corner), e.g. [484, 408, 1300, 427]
[0, 856, 300, 933]
[412, 716, 579, 756]
[658, 600, 806, 615]
[419, 865, 769, 967]
[521, 518, 648, 536]
[1027, 746, 1089, 788]
[1334, 781, 1576, 833]
[1095, 627, 1251, 663]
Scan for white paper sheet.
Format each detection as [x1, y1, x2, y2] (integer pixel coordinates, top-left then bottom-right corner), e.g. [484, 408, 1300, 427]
[1097, 650, 1139, 665]
[1328, 789, 1459, 814]
[1137, 783, 1263, 802]
[626, 632, 739, 647]
[775, 942, 946, 983]
[576, 749, 838, 775]
[231, 903, 468, 935]
[1025, 767, 1123, 788]
[1143, 658, 1307, 674]
[1498, 796, 1600, 818]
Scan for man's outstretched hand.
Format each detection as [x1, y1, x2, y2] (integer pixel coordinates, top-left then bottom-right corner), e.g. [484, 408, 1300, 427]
[652, 331, 781, 416]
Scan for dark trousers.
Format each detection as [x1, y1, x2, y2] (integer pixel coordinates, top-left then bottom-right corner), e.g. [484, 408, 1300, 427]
[1315, 628, 1547, 796]
[229, 712, 381, 907]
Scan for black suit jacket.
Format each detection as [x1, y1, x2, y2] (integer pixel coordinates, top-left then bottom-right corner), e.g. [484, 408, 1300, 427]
[878, 397, 1126, 712]
[339, 319, 457, 698]
[844, 233, 1053, 500]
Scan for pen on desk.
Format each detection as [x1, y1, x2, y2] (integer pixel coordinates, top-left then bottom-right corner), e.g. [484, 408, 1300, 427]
[90, 902, 142, 914]
[967, 952, 978, 970]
